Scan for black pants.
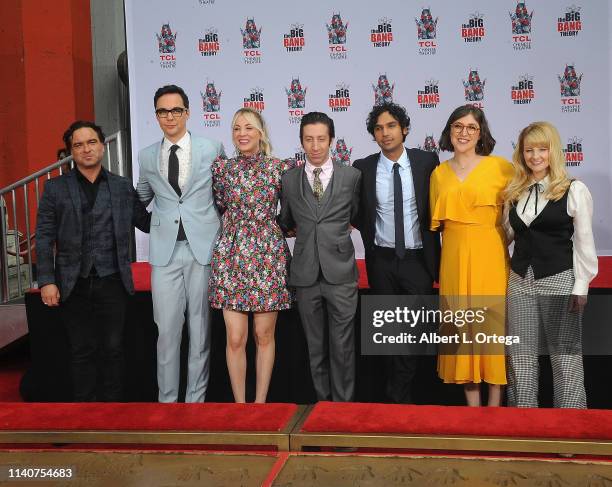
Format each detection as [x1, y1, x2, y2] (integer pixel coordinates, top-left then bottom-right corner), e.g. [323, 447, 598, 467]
[61, 274, 128, 402]
[366, 246, 434, 404]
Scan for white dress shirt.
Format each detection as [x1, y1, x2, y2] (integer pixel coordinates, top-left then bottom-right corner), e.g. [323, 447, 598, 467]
[305, 157, 333, 193]
[503, 176, 598, 295]
[374, 148, 422, 249]
[159, 132, 192, 191]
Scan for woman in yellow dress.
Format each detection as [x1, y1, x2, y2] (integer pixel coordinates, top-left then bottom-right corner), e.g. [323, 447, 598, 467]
[430, 105, 514, 406]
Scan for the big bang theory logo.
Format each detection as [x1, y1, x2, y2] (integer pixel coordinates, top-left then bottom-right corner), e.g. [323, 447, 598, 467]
[328, 84, 351, 113]
[293, 147, 306, 166]
[461, 12, 485, 43]
[417, 79, 440, 109]
[558, 5, 582, 37]
[564, 137, 583, 167]
[157, 23, 177, 68]
[370, 18, 393, 47]
[511, 74, 535, 105]
[284, 23, 305, 52]
[198, 28, 220, 57]
[243, 88, 265, 112]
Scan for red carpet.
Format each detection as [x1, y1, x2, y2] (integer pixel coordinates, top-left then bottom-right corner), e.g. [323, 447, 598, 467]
[25, 256, 612, 294]
[0, 402, 297, 432]
[130, 257, 612, 291]
[301, 402, 612, 440]
[0, 368, 24, 402]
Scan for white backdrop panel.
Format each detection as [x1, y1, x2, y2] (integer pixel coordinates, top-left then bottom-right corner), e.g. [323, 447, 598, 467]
[125, 0, 612, 258]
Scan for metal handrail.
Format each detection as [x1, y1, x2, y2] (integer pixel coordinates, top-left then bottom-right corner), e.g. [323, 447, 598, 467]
[0, 131, 127, 303]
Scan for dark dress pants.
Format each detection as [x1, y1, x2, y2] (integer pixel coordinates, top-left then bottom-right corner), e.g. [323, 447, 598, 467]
[61, 273, 128, 402]
[366, 247, 434, 404]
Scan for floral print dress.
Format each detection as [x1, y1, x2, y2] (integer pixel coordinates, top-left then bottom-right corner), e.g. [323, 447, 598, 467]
[209, 153, 294, 311]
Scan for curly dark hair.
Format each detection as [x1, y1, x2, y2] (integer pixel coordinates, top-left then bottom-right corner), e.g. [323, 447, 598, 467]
[63, 121, 105, 151]
[438, 105, 496, 155]
[366, 103, 410, 142]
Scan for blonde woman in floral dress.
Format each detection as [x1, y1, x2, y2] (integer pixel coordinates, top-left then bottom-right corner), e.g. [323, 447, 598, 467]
[209, 108, 293, 403]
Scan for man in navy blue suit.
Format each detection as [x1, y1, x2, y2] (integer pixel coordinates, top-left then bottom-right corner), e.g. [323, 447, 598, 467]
[36, 120, 150, 401]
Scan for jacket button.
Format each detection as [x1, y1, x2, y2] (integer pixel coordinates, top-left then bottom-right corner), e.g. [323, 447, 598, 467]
[179, 200, 183, 204]
[174, 220, 179, 224]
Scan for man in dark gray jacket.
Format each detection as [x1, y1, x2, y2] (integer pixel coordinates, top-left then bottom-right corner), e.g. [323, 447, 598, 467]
[279, 112, 361, 402]
[36, 120, 150, 401]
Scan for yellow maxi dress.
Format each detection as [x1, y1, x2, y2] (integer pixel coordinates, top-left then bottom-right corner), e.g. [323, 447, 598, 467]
[429, 155, 514, 384]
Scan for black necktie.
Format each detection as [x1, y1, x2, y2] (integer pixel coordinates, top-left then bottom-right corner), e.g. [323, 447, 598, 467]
[168, 144, 181, 196]
[393, 163, 405, 259]
[168, 144, 187, 241]
[522, 182, 543, 216]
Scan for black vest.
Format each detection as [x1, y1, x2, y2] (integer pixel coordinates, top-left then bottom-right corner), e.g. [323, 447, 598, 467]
[509, 184, 574, 279]
[79, 180, 119, 278]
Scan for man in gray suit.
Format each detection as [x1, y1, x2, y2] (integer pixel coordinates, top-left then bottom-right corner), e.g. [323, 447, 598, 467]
[279, 112, 361, 402]
[137, 85, 224, 403]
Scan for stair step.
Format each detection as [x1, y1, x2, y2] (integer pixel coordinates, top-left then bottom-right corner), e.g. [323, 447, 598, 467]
[0, 303, 27, 350]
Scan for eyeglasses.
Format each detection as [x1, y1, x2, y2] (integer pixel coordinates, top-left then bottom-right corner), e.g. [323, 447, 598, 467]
[450, 123, 480, 135]
[155, 107, 187, 118]
[71, 140, 100, 151]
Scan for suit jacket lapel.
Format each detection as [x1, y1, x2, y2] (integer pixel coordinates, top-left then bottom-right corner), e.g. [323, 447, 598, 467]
[66, 171, 83, 231]
[156, 138, 180, 197]
[407, 148, 426, 227]
[365, 154, 379, 233]
[181, 132, 198, 196]
[106, 170, 123, 239]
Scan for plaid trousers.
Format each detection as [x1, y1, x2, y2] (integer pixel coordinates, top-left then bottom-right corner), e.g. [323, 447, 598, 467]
[506, 266, 586, 409]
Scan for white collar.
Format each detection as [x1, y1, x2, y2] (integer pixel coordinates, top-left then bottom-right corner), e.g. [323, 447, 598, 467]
[305, 157, 333, 174]
[163, 131, 190, 151]
[379, 148, 408, 172]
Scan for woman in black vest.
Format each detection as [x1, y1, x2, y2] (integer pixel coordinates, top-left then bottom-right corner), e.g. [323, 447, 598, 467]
[503, 121, 597, 408]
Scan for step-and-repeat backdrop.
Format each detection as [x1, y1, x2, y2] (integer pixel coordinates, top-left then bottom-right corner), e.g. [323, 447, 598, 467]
[125, 0, 612, 258]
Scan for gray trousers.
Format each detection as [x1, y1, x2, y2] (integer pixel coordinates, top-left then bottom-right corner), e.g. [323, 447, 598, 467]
[152, 241, 211, 403]
[506, 267, 586, 409]
[296, 279, 358, 402]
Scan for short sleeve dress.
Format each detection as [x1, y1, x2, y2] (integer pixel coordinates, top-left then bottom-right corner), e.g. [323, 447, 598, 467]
[209, 153, 294, 311]
[429, 155, 514, 384]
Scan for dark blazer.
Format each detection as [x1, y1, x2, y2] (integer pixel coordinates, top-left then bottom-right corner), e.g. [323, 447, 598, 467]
[36, 168, 151, 301]
[278, 162, 361, 287]
[352, 148, 440, 281]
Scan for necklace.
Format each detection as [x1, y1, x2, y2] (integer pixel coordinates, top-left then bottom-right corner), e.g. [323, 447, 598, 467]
[451, 156, 479, 170]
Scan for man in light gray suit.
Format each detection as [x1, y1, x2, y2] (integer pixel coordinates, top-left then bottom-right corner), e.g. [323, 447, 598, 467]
[279, 112, 361, 402]
[137, 85, 224, 402]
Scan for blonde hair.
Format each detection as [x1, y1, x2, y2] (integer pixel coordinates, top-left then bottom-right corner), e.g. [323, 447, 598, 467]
[504, 121, 571, 203]
[231, 108, 273, 156]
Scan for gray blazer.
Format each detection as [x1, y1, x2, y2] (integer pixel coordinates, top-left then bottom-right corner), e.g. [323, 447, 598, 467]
[279, 162, 361, 287]
[137, 135, 224, 266]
